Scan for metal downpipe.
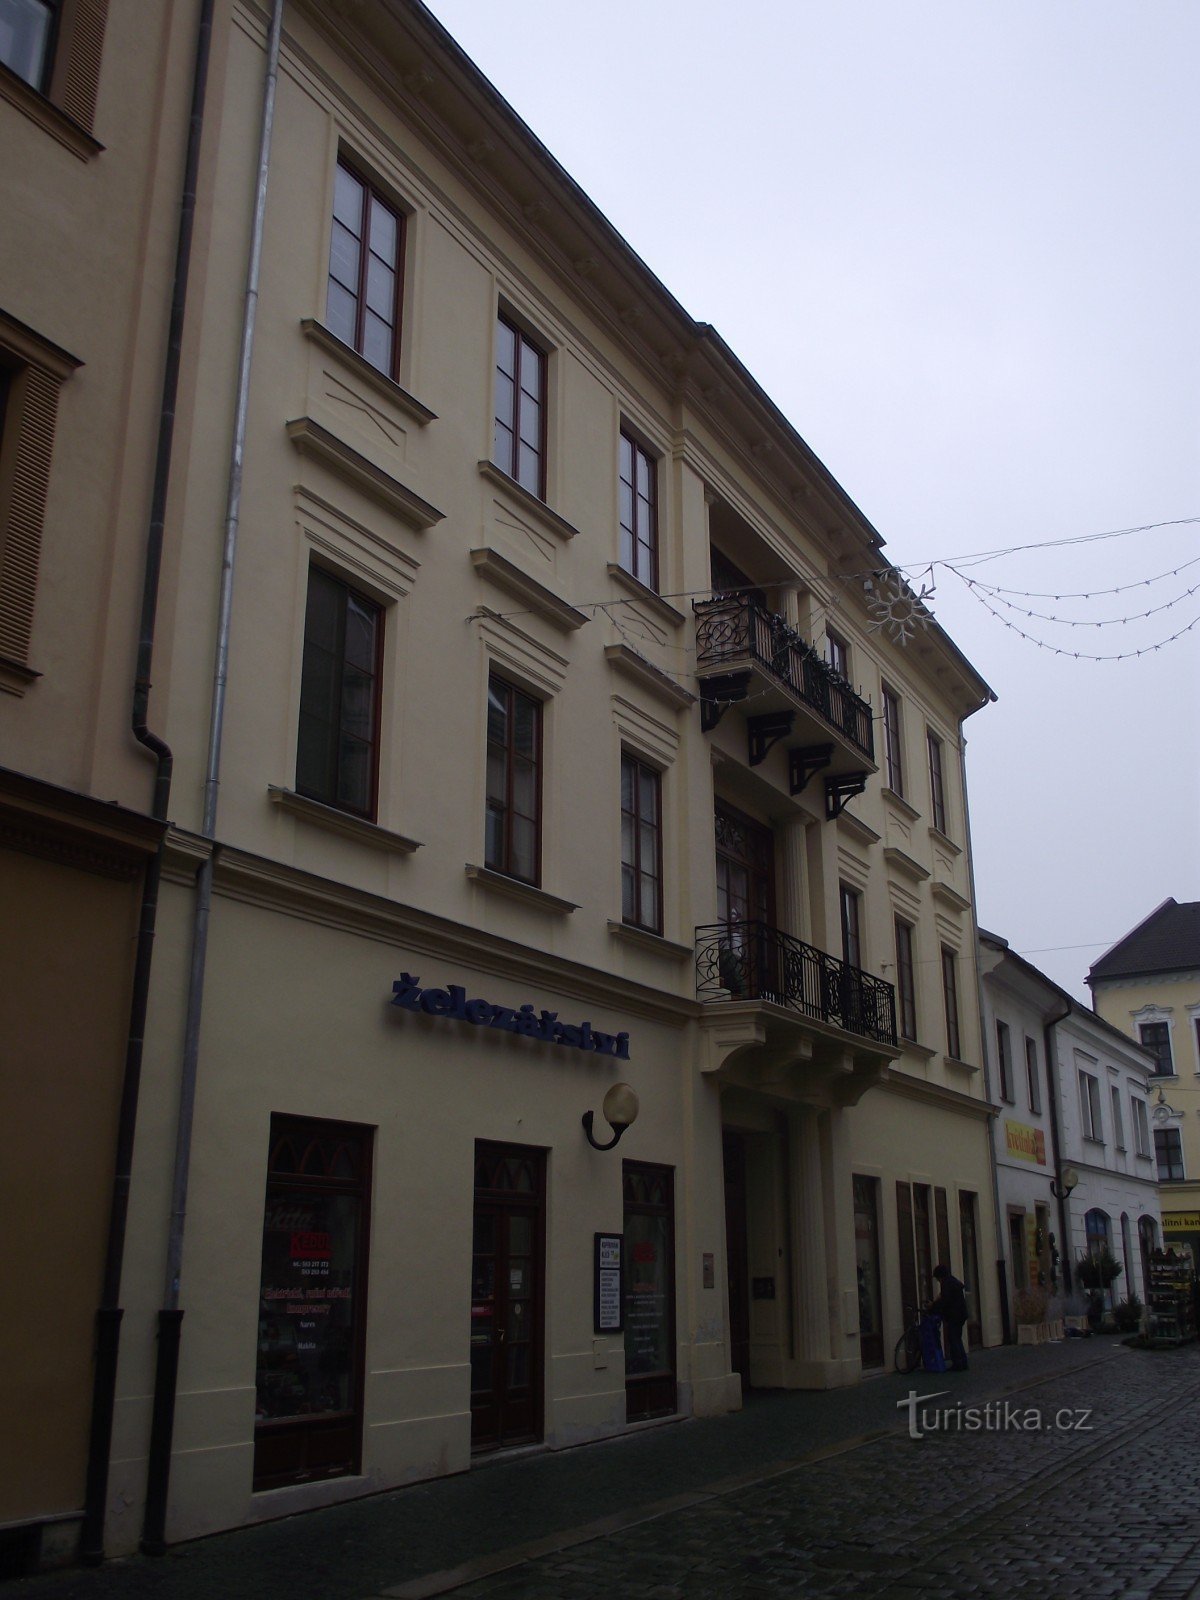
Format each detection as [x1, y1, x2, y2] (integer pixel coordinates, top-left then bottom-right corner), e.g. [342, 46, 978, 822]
[141, 0, 284, 1556]
[81, 0, 215, 1564]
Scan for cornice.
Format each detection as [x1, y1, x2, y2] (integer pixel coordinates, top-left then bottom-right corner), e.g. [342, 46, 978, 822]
[603, 643, 695, 711]
[470, 546, 588, 633]
[286, 416, 444, 529]
[201, 836, 699, 1024]
[0, 767, 163, 879]
[880, 1068, 995, 1121]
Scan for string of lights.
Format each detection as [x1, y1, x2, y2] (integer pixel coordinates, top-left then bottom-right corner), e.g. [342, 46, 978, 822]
[956, 572, 1200, 628]
[966, 550, 1200, 601]
[951, 576, 1200, 659]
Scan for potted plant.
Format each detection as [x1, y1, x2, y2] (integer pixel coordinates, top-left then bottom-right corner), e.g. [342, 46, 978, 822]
[1113, 1292, 1143, 1334]
[1076, 1246, 1123, 1292]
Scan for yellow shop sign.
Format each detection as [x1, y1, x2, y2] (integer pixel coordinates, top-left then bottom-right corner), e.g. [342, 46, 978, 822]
[1004, 1121, 1047, 1165]
[1163, 1212, 1200, 1232]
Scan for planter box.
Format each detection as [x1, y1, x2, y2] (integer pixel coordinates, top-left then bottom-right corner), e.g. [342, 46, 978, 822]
[1017, 1322, 1051, 1345]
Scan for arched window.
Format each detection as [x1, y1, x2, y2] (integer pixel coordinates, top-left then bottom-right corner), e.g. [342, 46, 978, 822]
[1085, 1208, 1112, 1255]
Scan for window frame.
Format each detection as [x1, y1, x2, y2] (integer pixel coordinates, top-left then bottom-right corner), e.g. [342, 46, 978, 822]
[0, 0, 112, 146]
[620, 751, 663, 935]
[295, 565, 385, 822]
[1155, 1127, 1185, 1182]
[493, 311, 547, 500]
[1132, 1096, 1151, 1158]
[995, 1020, 1013, 1101]
[618, 426, 658, 591]
[326, 155, 406, 382]
[894, 917, 917, 1042]
[827, 628, 850, 680]
[1138, 1020, 1174, 1077]
[485, 672, 543, 886]
[0, 0, 60, 93]
[927, 729, 947, 834]
[881, 684, 904, 796]
[941, 945, 961, 1060]
[1025, 1036, 1041, 1113]
[1079, 1070, 1103, 1143]
[839, 883, 862, 970]
[1110, 1084, 1125, 1150]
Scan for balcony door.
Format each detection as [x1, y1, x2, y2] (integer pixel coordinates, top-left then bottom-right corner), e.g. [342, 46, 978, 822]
[714, 802, 776, 999]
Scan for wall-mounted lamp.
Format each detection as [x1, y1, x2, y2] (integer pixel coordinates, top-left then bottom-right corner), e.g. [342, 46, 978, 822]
[582, 1083, 639, 1151]
[1050, 1165, 1079, 1201]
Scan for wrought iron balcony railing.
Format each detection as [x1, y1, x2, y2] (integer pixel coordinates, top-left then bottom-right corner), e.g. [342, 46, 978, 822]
[693, 595, 874, 759]
[696, 921, 898, 1048]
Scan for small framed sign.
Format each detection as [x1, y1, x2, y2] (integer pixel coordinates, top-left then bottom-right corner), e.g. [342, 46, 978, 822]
[594, 1232, 624, 1333]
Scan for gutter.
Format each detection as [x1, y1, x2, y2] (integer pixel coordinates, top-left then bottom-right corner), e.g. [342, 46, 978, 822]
[81, 0, 215, 1564]
[141, 0, 284, 1555]
[1042, 996, 1076, 1295]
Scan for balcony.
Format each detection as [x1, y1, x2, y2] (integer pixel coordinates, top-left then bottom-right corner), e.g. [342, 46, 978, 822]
[695, 921, 897, 1049]
[693, 597, 875, 785]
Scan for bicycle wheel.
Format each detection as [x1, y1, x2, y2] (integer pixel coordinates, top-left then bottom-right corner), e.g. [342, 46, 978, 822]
[894, 1326, 921, 1374]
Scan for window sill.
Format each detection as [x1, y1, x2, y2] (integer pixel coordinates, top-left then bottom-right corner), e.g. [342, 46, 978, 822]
[602, 643, 695, 710]
[898, 1037, 937, 1060]
[477, 461, 580, 544]
[882, 787, 921, 823]
[0, 653, 42, 697]
[929, 825, 961, 856]
[470, 546, 588, 632]
[268, 787, 422, 854]
[944, 1055, 978, 1074]
[882, 844, 929, 882]
[607, 920, 693, 961]
[299, 319, 437, 427]
[1082, 1136, 1105, 1148]
[465, 863, 578, 914]
[604, 563, 686, 628]
[931, 879, 971, 914]
[287, 417, 444, 529]
[0, 63, 103, 160]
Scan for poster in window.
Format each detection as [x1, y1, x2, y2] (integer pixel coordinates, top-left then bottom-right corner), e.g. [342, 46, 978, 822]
[623, 1214, 669, 1374]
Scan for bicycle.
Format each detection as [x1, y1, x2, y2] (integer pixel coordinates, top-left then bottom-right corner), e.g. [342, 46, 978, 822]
[894, 1305, 933, 1374]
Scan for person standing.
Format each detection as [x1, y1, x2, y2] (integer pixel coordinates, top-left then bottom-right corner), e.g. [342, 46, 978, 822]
[928, 1263, 969, 1370]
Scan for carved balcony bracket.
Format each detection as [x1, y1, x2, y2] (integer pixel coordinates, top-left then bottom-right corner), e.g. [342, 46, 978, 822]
[825, 771, 868, 820]
[699, 671, 751, 732]
[789, 743, 834, 795]
[747, 711, 794, 767]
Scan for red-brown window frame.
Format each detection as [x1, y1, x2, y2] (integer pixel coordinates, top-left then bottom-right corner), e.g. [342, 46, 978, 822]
[326, 155, 406, 381]
[485, 672, 542, 885]
[942, 945, 961, 1060]
[621, 752, 663, 935]
[927, 729, 947, 833]
[895, 916, 917, 1041]
[881, 684, 904, 795]
[493, 312, 547, 500]
[618, 427, 658, 591]
[295, 565, 384, 821]
[839, 882, 862, 969]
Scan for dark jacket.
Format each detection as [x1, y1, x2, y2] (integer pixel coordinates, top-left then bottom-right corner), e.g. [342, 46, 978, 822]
[929, 1273, 968, 1326]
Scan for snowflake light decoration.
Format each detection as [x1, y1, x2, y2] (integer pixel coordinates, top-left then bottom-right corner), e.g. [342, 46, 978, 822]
[864, 570, 935, 645]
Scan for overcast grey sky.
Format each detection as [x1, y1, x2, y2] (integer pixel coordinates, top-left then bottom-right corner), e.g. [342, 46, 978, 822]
[423, 0, 1200, 1000]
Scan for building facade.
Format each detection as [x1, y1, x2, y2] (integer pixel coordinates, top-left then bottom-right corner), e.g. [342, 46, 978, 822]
[2, 0, 1002, 1565]
[1089, 900, 1200, 1268]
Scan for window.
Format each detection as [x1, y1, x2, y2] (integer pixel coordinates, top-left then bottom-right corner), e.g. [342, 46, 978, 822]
[1139, 1021, 1174, 1077]
[881, 685, 904, 795]
[1079, 1071, 1103, 1142]
[1025, 1037, 1041, 1113]
[1132, 1097, 1151, 1157]
[493, 313, 546, 498]
[621, 753, 662, 934]
[827, 628, 850, 680]
[0, 0, 58, 90]
[995, 1021, 1013, 1101]
[1111, 1086, 1124, 1150]
[941, 946, 961, 1060]
[839, 884, 862, 969]
[927, 730, 946, 833]
[486, 674, 541, 884]
[0, 314, 77, 683]
[326, 159, 404, 379]
[618, 429, 657, 589]
[296, 567, 383, 819]
[894, 918, 917, 1041]
[1155, 1128, 1185, 1182]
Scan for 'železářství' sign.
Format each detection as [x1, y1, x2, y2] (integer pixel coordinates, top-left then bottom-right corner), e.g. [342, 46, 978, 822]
[390, 973, 631, 1059]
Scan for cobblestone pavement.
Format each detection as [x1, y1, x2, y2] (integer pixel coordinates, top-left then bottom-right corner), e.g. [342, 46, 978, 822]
[439, 1345, 1200, 1600]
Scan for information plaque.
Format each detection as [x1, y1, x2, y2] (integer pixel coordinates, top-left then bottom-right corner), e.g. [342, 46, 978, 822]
[594, 1232, 624, 1333]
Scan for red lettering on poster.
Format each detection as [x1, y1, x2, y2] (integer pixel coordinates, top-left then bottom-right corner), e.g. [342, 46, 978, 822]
[633, 1241, 656, 1264]
[290, 1231, 331, 1259]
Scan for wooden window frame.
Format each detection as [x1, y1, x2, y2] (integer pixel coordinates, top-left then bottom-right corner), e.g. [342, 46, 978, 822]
[485, 672, 542, 886]
[941, 946, 961, 1060]
[620, 751, 663, 935]
[1110, 1084, 1125, 1150]
[894, 916, 917, 1042]
[1025, 1036, 1041, 1113]
[326, 156, 405, 381]
[618, 427, 658, 591]
[827, 627, 850, 680]
[493, 311, 547, 500]
[1155, 1127, 1185, 1182]
[1138, 1021, 1174, 1077]
[295, 565, 384, 821]
[0, 0, 108, 145]
[1079, 1070, 1103, 1142]
[881, 684, 904, 796]
[1132, 1096, 1151, 1157]
[927, 729, 947, 833]
[839, 882, 862, 970]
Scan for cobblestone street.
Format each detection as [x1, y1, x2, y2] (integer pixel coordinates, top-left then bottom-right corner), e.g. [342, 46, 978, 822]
[437, 1344, 1200, 1600]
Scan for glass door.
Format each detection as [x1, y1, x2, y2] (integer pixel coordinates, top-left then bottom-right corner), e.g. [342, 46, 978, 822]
[623, 1161, 676, 1420]
[853, 1175, 884, 1368]
[470, 1143, 545, 1451]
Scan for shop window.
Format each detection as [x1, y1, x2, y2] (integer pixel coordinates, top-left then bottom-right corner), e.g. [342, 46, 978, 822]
[254, 1115, 372, 1491]
[853, 1175, 884, 1368]
[485, 672, 541, 884]
[618, 427, 657, 589]
[326, 157, 405, 379]
[623, 1161, 676, 1421]
[493, 312, 546, 498]
[296, 565, 383, 819]
[620, 752, 662, 934]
